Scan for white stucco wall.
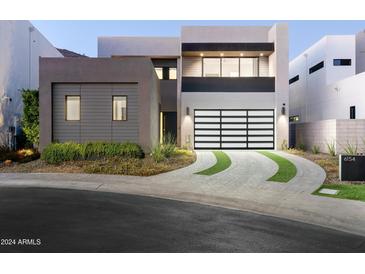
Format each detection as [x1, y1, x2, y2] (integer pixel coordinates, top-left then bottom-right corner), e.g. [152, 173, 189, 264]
[0, 20, 62, 145]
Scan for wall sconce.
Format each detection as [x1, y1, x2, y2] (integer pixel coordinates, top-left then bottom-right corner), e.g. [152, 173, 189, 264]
[281, 103, 286, 115]
[186, 106, 190, 116]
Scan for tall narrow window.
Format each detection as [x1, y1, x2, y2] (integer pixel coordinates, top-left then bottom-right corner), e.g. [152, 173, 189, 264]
[221, 58, 239, 77]
[169, 68, 177, 79]
[350, 106, 356, 119]
[203, 58, 221, 77]
[240, 58, 258, 77]
[155, 68, 163, 79]
[65, 96, 80, 121]
[113, 96, 127, 121]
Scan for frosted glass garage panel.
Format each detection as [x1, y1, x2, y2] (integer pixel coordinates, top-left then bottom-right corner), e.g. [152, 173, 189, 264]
[195, 136, 220, 141]
[195, 117, 220, 123]
[195, 143, 220, 148]
[248, 143, 273, 148]
[248, 130, 274, 135]
[221, 110, 247, 116]
[249, 124, 274, 129]
[222, 143, 246, 148]
[195, 110, 220, 116]
[222, 136, 247, 141]
[221, 124, 246, 129]
[248, 117, 274, 123]
[248, 110, 274, 116]
[195, 124, 220, 129]
[221, 117, 246, 123]
[248, 136, 274, 142]
[195, 130, 220, 135]
[222, 130, 246, 135]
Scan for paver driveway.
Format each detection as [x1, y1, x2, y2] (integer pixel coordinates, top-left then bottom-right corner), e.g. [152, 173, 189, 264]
[1, 150, 365, 236]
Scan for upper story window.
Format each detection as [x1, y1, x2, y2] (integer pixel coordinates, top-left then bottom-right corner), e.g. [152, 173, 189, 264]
[240, 58, 258, 77]
[155, 67, 177, 80]
[289, 75, 299, 84]
[65, 96, 80, 121]
[333, 59, 351, 66]
[113, 96, 127, 121]
[203, 58, 221, 77]
[350, 106, 356, 119]
[155, 68, 163, 79]
[202, 57, 260, 78]
[309, 61, 324, 74]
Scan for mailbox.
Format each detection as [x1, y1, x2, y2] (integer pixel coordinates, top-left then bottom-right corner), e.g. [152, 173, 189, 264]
[339, 155, 365, 181]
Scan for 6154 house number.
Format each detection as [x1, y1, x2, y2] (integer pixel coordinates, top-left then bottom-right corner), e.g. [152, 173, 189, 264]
[1, 238, 41, 246]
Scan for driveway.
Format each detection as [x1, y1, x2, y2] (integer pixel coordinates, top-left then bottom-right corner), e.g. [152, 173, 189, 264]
[1, 187, 364, 252]
[1, 150, 365, 236]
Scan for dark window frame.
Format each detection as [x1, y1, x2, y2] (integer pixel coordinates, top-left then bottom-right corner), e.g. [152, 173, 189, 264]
[333, 59, 352, 66]
[65, 95, 81, 121]
[289, 75, 299, 85]
[112, 95, 128, 121]
[309, 61, 324, 74]
[350, 106, 356, 119]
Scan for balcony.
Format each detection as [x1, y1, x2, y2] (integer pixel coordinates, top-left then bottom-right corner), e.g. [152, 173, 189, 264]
[181, 77, 275, 93]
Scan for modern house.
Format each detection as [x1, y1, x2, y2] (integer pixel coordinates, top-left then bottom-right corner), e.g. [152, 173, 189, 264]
[289, 31, 365, 153]
[39, 23, 289, 151]
[0, 20, 63, 148]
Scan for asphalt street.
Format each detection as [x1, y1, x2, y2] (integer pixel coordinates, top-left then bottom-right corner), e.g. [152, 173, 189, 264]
[0, 187, 364, 252]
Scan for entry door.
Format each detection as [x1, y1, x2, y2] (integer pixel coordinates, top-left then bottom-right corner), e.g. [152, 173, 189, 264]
[194, 109, 274, 149]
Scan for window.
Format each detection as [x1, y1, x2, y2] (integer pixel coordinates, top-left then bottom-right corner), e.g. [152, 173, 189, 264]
[203, 58, 221, 77]
[113, 96, 127, 121]
[333, 59, 351, 66]
[350, 106, 356, 119]
[309, 61, 324, 74]
[221, 58, 239, 77]
[169, 68, 177, 79]
[289, 115, 300, 122]
[289, 75, 299, 84]
[65, 96, 80, 121]
[155, 67, 163, 79]
[240, 58, 258, 77]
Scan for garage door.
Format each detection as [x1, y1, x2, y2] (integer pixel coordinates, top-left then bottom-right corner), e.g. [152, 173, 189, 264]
[194, 109, 274, 149]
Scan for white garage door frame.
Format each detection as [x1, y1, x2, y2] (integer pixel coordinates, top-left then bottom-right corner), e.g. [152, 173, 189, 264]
[194, 109, 275, 150]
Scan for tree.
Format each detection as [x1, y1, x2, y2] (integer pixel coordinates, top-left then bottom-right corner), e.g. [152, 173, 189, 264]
[21, 89, 39, 147]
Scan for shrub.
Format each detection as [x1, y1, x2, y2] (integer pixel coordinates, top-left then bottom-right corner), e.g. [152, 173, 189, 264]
[297, 143, 306, 151]
[281, 139, 288, 150]
[311, 145, 320, 154]
[161, 133, 176, 158]
[41, 142, 144, 164]
[21, 89, 39, 147]
[343, 141, 358, 155]
[326, 141, 336, 156]
[151, 145, 165, 163]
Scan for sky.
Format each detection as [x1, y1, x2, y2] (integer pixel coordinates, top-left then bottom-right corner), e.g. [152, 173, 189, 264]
[31, 20, 365, 60]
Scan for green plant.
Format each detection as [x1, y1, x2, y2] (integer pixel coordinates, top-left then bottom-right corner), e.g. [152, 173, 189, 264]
[161, 133, 176, 158]
[326, 141, 336, 156]
[312, 145, 320, 154]
[41, 142, 144, 164]
[151, 145, 165, 163]
[343, 141, 358, 155]
[21, 89, 39, 147]
[281, 139, 288, 150]
[195, 151, 231, 176]
[297, 143, 306, 151]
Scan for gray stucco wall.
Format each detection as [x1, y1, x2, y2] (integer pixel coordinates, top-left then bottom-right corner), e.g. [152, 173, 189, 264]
[39, 57, 160, 152]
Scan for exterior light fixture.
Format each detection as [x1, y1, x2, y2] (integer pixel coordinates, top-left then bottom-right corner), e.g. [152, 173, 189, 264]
[281, 103, 286, 115]
[260, 53, 264, 57]
[200, 53, 204, 57]
[220, 53, 224, 57]
[240, 53, 243, 57]
[186, 106, 190, 116]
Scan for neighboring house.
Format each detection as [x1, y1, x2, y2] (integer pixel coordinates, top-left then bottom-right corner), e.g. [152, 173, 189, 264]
[57, 48, 88, 58]
[289, 31, 365, 153]
[0, 20, 63, 148]
[39, 23, 289, 151]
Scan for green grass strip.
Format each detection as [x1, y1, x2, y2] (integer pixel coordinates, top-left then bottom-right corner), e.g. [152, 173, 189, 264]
[195, 151, 232, 176]
[258, 151, 297, 183]
[313, 184, 365, 202]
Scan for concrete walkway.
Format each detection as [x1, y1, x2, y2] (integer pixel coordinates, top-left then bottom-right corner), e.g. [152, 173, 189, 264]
[1, 150, 365, 236]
